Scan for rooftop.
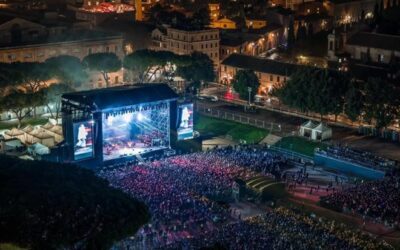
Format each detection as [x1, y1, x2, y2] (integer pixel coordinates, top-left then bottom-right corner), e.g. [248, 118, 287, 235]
[0, 29, 123, 48]
[267, 6, 295, 16]
[62, 84, 179, 111]
[346, 32, 400, 51]
[221, 54, 303, 76]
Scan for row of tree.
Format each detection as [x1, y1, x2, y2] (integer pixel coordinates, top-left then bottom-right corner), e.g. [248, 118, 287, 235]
[0, 83, 74, 127]
[0, 50, 215, 93]
[272, 67, 400, 129]
[229, 67, 399, 129]
[0, 50, 215, 127]
[0, 54, 115, 92]
[123, 49, 215, 86]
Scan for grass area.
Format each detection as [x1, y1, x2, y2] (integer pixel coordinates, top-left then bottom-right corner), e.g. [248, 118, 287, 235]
[195, 114, 269, 144]
[275, 136, 328, 157]
[0, 243, 27, 250]
[0, 117, 48, 130]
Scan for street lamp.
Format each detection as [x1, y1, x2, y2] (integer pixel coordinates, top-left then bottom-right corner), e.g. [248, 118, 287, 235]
[247, 87, 252, 105]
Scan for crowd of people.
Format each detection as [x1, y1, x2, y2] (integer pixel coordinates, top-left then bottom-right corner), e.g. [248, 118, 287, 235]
[98, 146, 391, 249]
[163, 207, 390, 250]
[321, 146, 396, 171]
[321, 174, 400, 227]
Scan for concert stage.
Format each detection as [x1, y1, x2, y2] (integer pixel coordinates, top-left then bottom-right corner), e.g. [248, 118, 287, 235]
[61, 84, 179, 165]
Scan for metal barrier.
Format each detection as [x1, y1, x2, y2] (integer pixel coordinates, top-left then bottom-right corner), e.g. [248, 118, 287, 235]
[196, 104, 282, 132]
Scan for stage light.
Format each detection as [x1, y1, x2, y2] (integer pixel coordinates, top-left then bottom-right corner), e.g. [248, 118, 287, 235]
[123, 113, 133, 122]
[107, 115, 114, 125]
[137, 113, 144, 121]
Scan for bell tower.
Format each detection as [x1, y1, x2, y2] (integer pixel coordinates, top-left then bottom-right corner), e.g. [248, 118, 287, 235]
[327, 29, 337, 61]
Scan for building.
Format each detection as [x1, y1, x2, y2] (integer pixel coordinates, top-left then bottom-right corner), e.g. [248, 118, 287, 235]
[210, 17, 237, 29]
[327, 30, 400, 64]
[345, 32, 400, 64]
[208, 3, 221, 21]
[220, 36, 251, 61]
[265, 7, 295, 43]
[271, 0, 315, 10]
[210, 16, 267, 30]
[67, 0, 137, 25]
[220, 53, 301, 95]
[295, 13, 332, 35]
[245, 17, 267, 30]
[151, 26, 220, 68]
[0, 16, 125, 90]
[324, 0, 375, 24]
[219, 23, 283, 60]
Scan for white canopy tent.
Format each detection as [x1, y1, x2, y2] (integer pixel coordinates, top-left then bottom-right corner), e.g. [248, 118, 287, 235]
[312, 123, 332, 141]
[299, 120, 317, 138]
[27, 128, 55, 147]
[28, 142, 50, 156]
[299, 120, 332, 141]
[4, 128, 26, 143]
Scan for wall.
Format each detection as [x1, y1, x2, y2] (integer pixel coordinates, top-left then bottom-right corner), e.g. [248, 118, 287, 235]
[219, 64, 288, 95]
[0, 37, 124, 63]
[314, 153, 385, 179]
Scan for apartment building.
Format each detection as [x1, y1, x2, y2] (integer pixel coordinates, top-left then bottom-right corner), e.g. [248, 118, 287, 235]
[151, 26, 220, 68]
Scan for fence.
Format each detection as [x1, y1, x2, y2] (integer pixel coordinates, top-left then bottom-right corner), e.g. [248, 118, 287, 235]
[196, 104, 282, 133]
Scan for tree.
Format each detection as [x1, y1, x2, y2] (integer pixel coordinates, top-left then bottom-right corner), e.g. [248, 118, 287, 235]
[176, 52, 215, 90]
[45, 56, 87, 88]
[287, 16, 296, 50]
[273, 67, 349, 120]
[43, 83, 75, 122]
[231, 69, 260, 102]
[191, 7, 211, 29]
[374, 1, 380, 23]
[307, 23, 314, 37]
[296, 23, 307, 41]
[0, 90, 44, 128]
[0, 63, 17, 91]
[344, 82, 364, 122]
[363, 77, 399, 128]
[272, 67, 312, 113]
[124, 50, 191, 82]
[82, 53, 121, 87]
[0, 155, 149, 250]
[7, 62, 52, 93]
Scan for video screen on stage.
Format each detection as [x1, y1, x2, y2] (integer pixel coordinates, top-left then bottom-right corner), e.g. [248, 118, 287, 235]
[102, 101, 170, 161]
[177, 103, 194, 140]
[73, 121, 94, 161]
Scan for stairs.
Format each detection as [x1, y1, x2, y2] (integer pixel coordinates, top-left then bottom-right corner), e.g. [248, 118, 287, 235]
[259, 134, 282, 145]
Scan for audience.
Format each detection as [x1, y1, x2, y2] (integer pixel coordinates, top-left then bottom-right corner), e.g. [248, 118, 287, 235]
[321, 175, 400, 227]
[98, 146, 391, 249]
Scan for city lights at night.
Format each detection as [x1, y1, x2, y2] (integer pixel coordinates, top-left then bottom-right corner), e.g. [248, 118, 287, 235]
[0, 0, 399, 249]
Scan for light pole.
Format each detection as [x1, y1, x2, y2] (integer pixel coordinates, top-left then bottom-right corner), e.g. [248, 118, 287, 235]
[247, 87, 252, 105]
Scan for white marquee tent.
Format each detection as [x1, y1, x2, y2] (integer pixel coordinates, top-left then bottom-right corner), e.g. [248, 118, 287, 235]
[299, 120, 332, 141]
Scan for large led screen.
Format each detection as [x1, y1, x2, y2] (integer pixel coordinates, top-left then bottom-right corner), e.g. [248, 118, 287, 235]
[102, 102, 170, 161]
[73, 121, 94, 161]
[177, 103, 194, 140]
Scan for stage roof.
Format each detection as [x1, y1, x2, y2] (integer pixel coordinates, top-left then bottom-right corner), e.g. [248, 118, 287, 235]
[62, 84, 178, 111]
